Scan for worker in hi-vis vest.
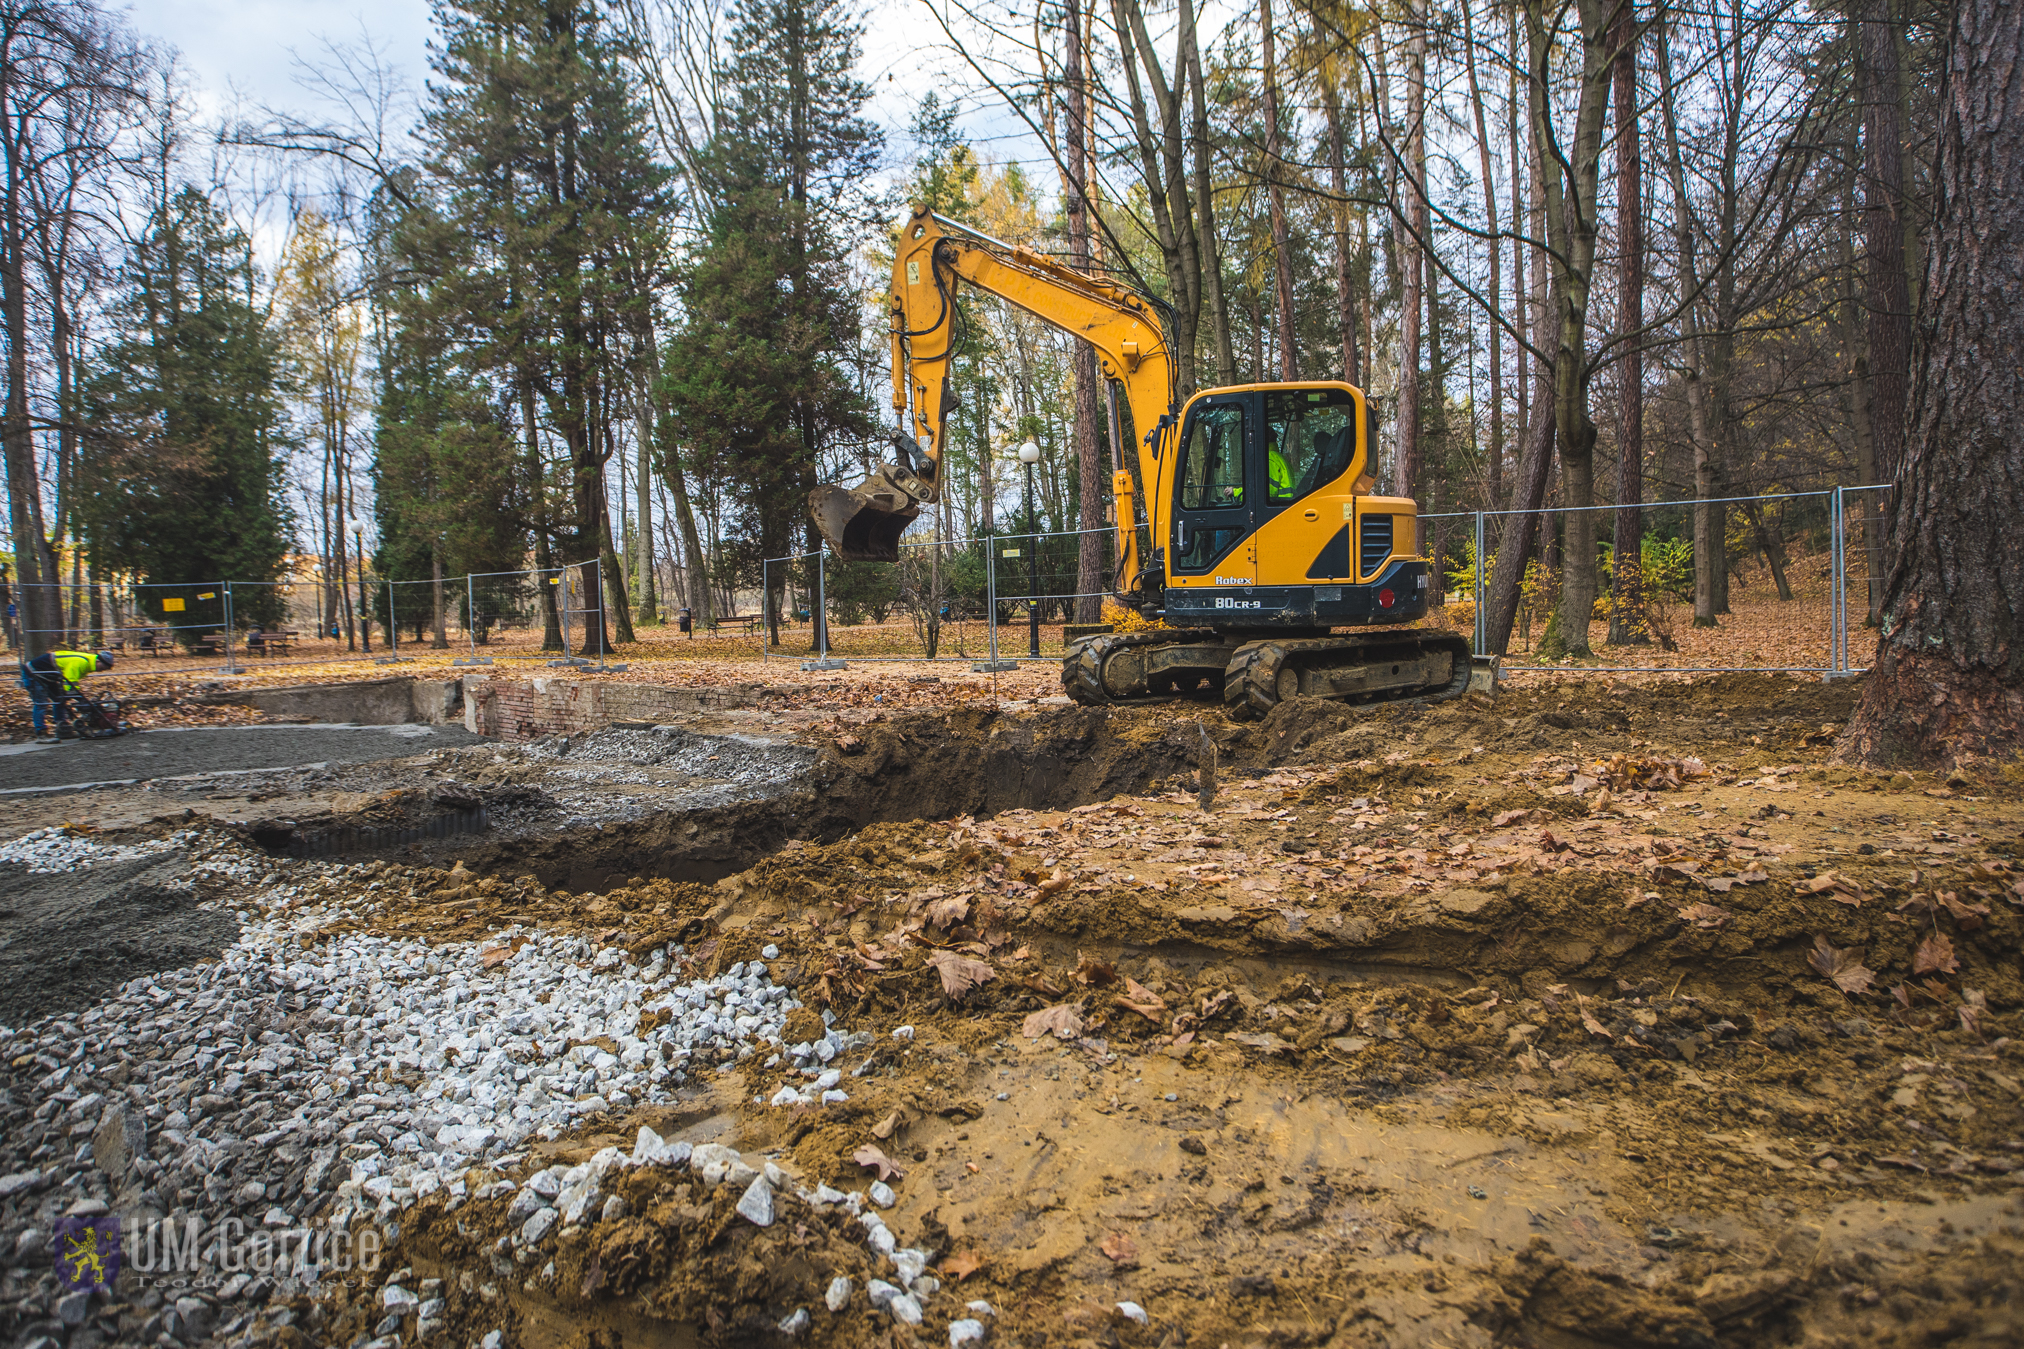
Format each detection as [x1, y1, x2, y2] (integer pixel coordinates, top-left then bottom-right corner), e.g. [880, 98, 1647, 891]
[21, 648, 113, 742]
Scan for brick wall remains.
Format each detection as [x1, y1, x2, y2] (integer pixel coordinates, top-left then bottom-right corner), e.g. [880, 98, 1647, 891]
[460, 674, 771, 740]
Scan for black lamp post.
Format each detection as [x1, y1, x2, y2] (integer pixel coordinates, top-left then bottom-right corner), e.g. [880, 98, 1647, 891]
[1020, 439, 1041, 657]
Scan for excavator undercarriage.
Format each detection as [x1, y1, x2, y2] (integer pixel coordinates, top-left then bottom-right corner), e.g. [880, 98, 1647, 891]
[1063, 628, 1479, 720]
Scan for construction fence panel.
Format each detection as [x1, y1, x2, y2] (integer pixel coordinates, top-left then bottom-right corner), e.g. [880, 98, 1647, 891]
[1421, 487, 1888, 678]
[763, 526, 1122, 665]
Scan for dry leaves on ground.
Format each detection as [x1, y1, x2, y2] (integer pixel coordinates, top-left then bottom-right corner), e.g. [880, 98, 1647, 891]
[1807, 935, 1876, 995]
[1023, 1004, 1085, 1040]
[1912, 932, 1960, 976]
[927, 948, 995, 998]
[851, 1144, 906, 1182]
[1099, 1232, 1141, 1268]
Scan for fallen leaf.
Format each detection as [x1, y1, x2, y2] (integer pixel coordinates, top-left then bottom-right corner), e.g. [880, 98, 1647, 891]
[925, 895, 971, 929]
[480, 947, 512, 968]
[870, 1110, 902, 1141]
[1036, 868, 1073, 896]
[1227, 1031, 1294, 1054]
[1022, 1003, 1085, 1040]
[1115, 977, 1167, 1021]
[1099, 1231, 1140, 1267]
[1806, 935, 1876, 995]
[1677, 902, 1730, 929]
[1737, 865, 1770, 884]
[927, 948, 995, 999]
[852, 1145, 906, 1182]
[942, 1250, 986, 1282]
[1074, 954, 1119, 987]
[1491, 809, 1531, 827]
[1575, 996, 1610, 1038]
[1912, 932, 1959, 976]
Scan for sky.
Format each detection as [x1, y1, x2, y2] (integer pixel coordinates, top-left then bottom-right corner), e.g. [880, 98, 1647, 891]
[137, 0, 1040, 185]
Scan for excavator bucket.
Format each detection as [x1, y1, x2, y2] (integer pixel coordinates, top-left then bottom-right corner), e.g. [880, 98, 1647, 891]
[808, 463, 930, 563]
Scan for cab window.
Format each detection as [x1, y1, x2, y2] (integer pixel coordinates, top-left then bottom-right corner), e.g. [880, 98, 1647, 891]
[1178, 403, 1246, 509]
[1263, 389, 1358, 503]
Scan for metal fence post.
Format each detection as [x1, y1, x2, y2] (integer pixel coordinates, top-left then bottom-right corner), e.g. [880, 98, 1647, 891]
[221, 582, 234, 674]
[389, 574, 399, 658]
[596, 555, 607, 669]
[761, 557, 770, 664]
[467, 573, 477, 659]
[819, 546, 830, 661]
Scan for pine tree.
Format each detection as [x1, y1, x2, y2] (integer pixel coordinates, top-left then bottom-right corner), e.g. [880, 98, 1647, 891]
[417, 0, 670, 648]
[662, 0, 882, 647]
[79, 187, 293, 631]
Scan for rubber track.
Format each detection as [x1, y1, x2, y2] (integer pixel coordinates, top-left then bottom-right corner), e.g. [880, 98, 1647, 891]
[1062, 629, 1218, 706]
[1222, 631, 1476, 722]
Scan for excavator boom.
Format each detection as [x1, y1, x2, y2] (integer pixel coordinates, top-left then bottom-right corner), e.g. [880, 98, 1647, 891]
[810, 207, 1177, 579]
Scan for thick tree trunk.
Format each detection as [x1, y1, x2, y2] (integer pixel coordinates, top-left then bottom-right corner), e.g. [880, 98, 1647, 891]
[1485, 355, 1560, 656]
[1855, 0, 1912, 485]
[1840, 0, 2024, 770]
[1541, 0, 1614, 661]
[1608, 6, 1647, 645]
[1, 177, 53, 657]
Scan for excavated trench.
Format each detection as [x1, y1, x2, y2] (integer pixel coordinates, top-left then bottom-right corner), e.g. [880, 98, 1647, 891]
[118, 678, 2024, 1349]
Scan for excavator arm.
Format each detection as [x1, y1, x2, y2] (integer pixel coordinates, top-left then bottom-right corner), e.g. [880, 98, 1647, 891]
[810, 207, 1180, 599]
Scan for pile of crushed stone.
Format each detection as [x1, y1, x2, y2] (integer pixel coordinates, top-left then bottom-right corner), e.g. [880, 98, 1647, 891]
[0, 826, 177, 874]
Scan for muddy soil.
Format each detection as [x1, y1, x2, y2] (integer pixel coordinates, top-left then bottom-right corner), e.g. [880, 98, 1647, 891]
[11, 673, 2024, 1348]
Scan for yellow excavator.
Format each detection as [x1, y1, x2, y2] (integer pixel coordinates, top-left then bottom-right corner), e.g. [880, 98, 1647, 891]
[810, 207, 1494, 720]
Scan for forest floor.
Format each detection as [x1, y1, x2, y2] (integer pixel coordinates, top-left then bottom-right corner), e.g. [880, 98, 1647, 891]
[0, 557, 1846, 740]
[1, 669, 2020, 1349]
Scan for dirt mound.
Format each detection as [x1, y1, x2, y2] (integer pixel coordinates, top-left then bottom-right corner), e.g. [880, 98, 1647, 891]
[0, 853, 239, 1026]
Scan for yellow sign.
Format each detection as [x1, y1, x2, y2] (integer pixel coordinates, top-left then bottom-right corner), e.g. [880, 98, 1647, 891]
[197, 592, 216, 600]
[1002, 548, 1021, 558]
[162, 598, 185, 612]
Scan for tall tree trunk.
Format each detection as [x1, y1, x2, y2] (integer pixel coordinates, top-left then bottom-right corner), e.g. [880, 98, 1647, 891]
[1064, 0, 1105, 622]
[1398, 7, 1427, 502]
[1181, 0, 1235, 383]
[0, 157, 53, 656]
[1607, 4, 1646, 645]
[1321, 75, 1359, 384]
[1839, 0, 2024, 769]
[1656, 15, 1722, 630]
[1540, 0, 1614, 662]
[634, 381, 658, 622]
[1508, 13, 1530, 473]
[1838, 167, 1886, 627]
[1261, 0, 1297, 380]
[1855, 0, 1912, 484]
[526, 385, 563, 653]
[431, 543, 448, 648]
[1462, 3, 1503, 511]
[1486, 355, 1559, 656]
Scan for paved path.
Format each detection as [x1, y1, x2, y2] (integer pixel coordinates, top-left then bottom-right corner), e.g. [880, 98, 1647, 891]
[0, 723, 488, 793]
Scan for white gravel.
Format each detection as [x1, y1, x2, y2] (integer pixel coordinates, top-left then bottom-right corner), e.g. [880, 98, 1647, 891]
[0, 822, 959, 1343]
[0, 826, 177, 874]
